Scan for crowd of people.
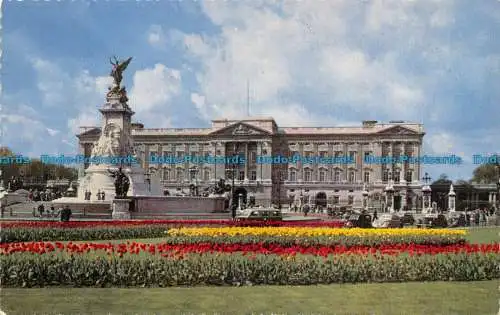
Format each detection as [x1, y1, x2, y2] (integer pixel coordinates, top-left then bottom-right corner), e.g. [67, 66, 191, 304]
[28, 189, 63, 202]
[33, 204, 72, 221]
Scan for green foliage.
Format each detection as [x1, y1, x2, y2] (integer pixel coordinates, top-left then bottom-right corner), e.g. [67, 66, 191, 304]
[472, 163, 499, 184]
[0, 226, 169, 243]
[1, 252, 498, 287]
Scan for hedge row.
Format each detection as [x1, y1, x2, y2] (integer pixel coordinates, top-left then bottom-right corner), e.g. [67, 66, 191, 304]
[1, 252, 498, 287]
[0, 226, 169, 243]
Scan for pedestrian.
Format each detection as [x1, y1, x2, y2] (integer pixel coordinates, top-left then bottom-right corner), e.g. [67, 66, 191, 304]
[50, 205, 55, 217]
[60, 205, 72, 222]
[474, 210, 480, 226]
[481, 209, 487, 226]
[372, 210, 378, 222]
[101, 190, 105, 200]
[97, 190, 101, 200]
[38, 204, 45, 217]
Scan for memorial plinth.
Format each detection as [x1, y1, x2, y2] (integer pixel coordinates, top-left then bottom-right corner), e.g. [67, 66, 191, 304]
[112, 198, 131, 219]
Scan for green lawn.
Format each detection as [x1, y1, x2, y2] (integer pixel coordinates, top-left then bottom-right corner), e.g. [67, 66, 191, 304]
[1, 281, 497, 315]
[464, 227, 499, 244]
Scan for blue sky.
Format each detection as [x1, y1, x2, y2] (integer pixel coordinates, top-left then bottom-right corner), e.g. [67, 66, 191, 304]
[1, 0, 499, 182]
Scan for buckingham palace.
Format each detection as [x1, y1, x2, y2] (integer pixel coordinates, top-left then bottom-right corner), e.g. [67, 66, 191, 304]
[77, 117, 425, 211]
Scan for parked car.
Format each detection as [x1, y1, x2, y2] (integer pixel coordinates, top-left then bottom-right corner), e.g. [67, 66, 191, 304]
[419, 214, 448, 228]
[400, 213, 415, 227]
[345, 212, 372, 228]
[235, 207, 283, 221]
[372, 214, 402, 228]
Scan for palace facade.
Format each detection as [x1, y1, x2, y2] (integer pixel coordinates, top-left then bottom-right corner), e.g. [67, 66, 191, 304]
[77, 117, 425, 210]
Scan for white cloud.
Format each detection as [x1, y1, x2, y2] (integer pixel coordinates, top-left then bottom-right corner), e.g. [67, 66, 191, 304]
[129, 64, 182, 112]
[46, 128, 59, 136]
[172, 0, 458, 125]
[147, 25, 167, 47]
[30, 58, 69, 106]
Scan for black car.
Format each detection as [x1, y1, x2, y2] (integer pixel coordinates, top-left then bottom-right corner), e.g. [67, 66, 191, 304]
[345, 213, 372, 228]
[400, 213, 415, 227]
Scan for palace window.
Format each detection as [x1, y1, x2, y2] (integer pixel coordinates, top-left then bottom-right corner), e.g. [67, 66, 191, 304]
[334, 170, 341, 182]
[190, 151, 197, 158]
[394, 171, 400, 183]
[319, 170, 326, 182]
[349, 151, 356, 160]
[383, 170, 389, 182]
[364, 152, 371, 159]
[335, 151, 342, 158]
[203, 170, 210, 181]
[216, 150, 221, 156]
[150, 151, 156, 159]
[250, 152, 256, 162]
[334, 196, 339, 204]
[163, 151, 169, 158]
[163, 169, 170, 181]
[364, 171, 370, 183]
[348, 196, 354, 205]
[238, 170, 245, 181]
[405, 170, 412, 182]
[176, 169, 184, 181]
[177, 151, 183, 158]
[304, 169, 312, 182]
[250, 170, 257, 181]
[289, 170, 297, 182]
[348, 171, 355, 183]
[319, 151, 328, 158]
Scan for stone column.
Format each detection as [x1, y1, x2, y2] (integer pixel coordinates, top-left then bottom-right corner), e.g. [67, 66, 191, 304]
[262, 141, 272, 183]
[401, 190, 407, 211]
[244, 142, 249, 181]
[448, 184, 456, 212]
[256, 141, 262, 181]
[298, 142, 304, 182]
[374, 141, 383, 184]
[211, 141, 217, 182]
[328, 142, 334, 182]
[215, 142, 226, 181]
[313, 142, 319, 181]
[357, 142, 363, 183]
[416, 141, 422, 181]
[401, 142, 406, 184]
[342, 142, 348, 181]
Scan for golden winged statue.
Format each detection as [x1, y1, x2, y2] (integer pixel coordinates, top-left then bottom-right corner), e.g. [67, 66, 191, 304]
[109, 56, 133, 87]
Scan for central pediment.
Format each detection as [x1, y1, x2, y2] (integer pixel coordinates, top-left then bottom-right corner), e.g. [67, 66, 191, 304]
[209, 121, 272, 136]
[376, 126, 419, 135]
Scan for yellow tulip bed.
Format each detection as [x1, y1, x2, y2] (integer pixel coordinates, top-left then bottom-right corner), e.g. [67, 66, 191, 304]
[167, 227, 467, 238]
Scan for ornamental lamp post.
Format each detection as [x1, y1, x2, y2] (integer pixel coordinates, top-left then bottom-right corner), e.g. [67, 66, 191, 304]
[145, 172, 151, 192]
[496, 155, 500, 213]
[362, 184, 369, 211]
[225, 168, 235, 218]
[421, 172, 432, 214]
[189, 166, 198, 196]
[384, 180, 395, 213]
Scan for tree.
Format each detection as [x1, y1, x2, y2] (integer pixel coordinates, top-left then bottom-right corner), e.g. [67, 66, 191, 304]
[471, 164, 499, 184]
[0, 146, 22, 181]
[432, 173, 452, 186]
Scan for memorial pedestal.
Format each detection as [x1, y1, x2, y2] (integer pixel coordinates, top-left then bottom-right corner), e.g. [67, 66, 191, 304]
[112, 198, 131, 219]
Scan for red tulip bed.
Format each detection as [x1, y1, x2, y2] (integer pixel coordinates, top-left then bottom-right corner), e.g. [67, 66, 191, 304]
[0, 220, 499, 287]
